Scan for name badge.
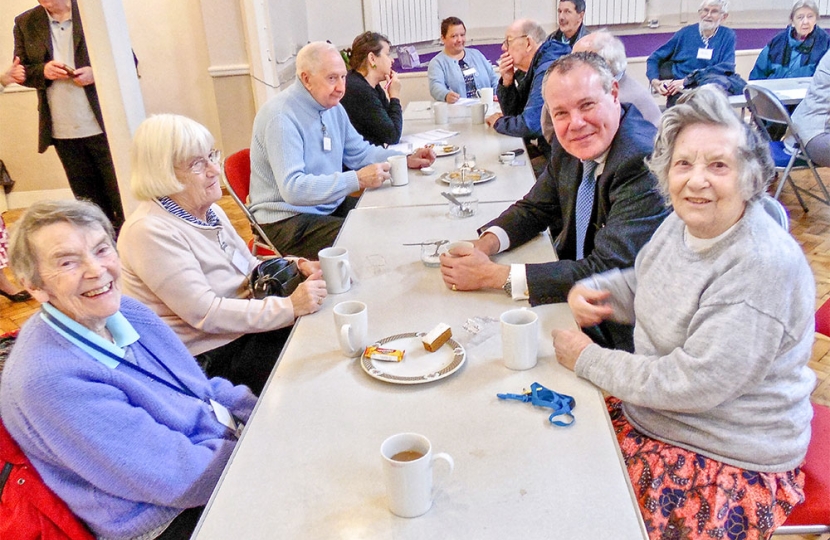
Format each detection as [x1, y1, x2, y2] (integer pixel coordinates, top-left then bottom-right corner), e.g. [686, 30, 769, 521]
[697, 48, 713, 60]
[209, 399, 238, 432]
[231, 248, 250, 275]
[462, 66, 477, 77]
[323, 136, 332, 152]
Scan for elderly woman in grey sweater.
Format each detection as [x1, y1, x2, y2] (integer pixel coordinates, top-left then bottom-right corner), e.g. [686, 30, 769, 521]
[553, 85, 814, 539]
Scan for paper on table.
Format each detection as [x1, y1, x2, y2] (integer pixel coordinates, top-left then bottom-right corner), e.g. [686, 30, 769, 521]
[400, 129, 459, 146]
[455, 98, 480, 106]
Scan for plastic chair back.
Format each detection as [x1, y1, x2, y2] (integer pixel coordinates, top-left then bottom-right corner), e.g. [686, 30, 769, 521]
[222, 149, 278, 257]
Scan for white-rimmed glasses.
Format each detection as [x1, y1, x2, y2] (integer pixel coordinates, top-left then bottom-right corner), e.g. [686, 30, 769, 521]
[185, 149, 222, 175]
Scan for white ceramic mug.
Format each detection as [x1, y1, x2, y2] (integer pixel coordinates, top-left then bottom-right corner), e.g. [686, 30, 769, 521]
[471, 102, 487, 125]
[318, 247, 351, 294]
[388, 155, 409, 186]
[333, 301, 368, 357]
[380, 433, 454, 518]
[500, 308, 539, 370]
[477, 87, 494, 109]
[439, 241, 474, 257]
[433, 102, 448, 124]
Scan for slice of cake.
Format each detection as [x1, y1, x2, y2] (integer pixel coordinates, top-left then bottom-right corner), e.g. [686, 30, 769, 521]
[422, 323, 452, 352]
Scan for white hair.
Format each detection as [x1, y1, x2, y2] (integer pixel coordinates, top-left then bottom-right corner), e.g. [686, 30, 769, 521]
[296, 41, 340, 77]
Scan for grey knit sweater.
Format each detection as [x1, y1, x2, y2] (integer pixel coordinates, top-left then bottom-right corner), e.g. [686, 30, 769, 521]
[576, 203, 815, 471]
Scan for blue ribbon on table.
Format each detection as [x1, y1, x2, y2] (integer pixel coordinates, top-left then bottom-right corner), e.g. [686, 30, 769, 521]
[497, 382, 576, 427]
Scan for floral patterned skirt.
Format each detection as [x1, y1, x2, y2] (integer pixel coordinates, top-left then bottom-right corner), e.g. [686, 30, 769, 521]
[607, 397, 805, 540]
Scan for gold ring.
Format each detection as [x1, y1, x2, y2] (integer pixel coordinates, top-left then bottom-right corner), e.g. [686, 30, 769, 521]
[452, 284, 457, 291]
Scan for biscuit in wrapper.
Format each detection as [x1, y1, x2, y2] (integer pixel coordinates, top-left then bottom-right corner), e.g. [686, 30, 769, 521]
[422, 323, 452, 352]
[363, 345, 405, 362]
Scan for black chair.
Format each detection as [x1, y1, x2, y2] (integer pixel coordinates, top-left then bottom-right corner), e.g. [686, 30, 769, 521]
[743, 84, 830, 212]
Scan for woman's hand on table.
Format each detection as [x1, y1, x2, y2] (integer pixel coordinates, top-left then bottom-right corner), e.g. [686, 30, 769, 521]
[407, 147, 436, 168]
[551, 328, 593, 371]
[445, 91, 460, 104]
[567, 284, 614, 327]
[290, 270, 327, 318]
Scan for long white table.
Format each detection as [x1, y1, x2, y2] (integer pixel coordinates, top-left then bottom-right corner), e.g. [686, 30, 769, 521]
[192, 202, 647, 539]
[729, 76, 812, 108]
[359, 104, 534, 209]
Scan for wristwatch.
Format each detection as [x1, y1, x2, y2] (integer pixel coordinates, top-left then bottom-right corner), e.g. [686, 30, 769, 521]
[502, 272, 512, 297]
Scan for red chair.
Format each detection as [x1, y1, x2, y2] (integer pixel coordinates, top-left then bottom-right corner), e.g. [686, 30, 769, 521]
[222, 149, 278, 257]
[816, 297, 830, 338]
[772, 402, 830, 536]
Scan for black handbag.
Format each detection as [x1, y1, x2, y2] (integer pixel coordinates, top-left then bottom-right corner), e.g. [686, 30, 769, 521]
[249, 258, 303, 299]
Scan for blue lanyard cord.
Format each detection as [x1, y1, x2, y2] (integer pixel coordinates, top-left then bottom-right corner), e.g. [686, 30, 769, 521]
[497, 382, 576, 427]
[41, 309, 201, 402]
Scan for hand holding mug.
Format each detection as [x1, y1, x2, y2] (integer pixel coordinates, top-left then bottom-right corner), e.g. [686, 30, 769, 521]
[289, 271, 327, 317]
[357, 162, 391, 189]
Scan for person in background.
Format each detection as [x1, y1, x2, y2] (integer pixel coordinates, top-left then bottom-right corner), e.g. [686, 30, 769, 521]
[750, 0, 828, 80]
[541, 30, 662, 144]
[487, 19, 570, 164]
[785, 49, 830, 166]
[440, 53, 668, 352]
[249, 41, 434, 259]
[340, 31, 403, 147]
[119, 114, 327, 396]
[427, 16, 499, 104]
[1, 199, 258, 540]
[0, 57, 25, 90]
[549, 0, 589, 48]
[646, 0, 739, 108]
[14, 0, 125, 230]
[552, 85, 813, 539]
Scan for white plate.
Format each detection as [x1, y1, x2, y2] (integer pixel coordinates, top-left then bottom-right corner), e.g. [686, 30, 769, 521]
[432, 145, 461, 157]
[361, 332, 465, 385]
[438, 168, 497, 185]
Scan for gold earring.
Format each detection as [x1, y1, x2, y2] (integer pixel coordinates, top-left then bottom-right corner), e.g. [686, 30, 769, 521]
[371, 64, 377, 69]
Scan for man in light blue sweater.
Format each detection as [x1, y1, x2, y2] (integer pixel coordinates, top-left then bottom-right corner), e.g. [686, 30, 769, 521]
[249, 42, 434, 259]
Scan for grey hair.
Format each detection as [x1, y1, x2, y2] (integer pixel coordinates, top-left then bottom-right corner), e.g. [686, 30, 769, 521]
[700, 0, 729, 14]
[517, 19, 548, 45]
[791, 0, 819, 20]
[543, 51, 616, 94]
[576, 29, 627, 76]
[296, 41, 340, 77]
[9, 199, 115, 288]
[646, 85, 773, 204]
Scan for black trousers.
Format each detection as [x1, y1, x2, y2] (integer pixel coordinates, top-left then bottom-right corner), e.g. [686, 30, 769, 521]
[52, 133, 124, 231]
[260, 195, 359, 259]
[195, 326, 293, 396]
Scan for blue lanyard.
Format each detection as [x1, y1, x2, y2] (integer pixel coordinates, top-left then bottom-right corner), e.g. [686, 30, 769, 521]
[41, 309, 202, 402]
[498, 382, 576, 427]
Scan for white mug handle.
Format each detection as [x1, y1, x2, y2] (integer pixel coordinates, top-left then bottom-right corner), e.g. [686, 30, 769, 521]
[339, 323, 358, 356]
[339, 260, 352, 287]
[431, 452, 454, 498]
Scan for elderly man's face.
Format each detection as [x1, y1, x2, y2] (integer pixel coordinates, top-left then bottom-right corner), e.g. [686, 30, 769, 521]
[501, 23, 533, 71]
[301, 50, 347, 109]
[667, 123, 745, 239]
[557, 1, 585, 40]
[698, 3, 727, 34]
[28, 222, 122, 333]
[544, 63, 621, 161]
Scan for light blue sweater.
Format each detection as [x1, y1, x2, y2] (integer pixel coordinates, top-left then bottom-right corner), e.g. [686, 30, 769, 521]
[0, 296, 257, 540]
[427, 48, 498, 102]
[249, 81, 397, 225]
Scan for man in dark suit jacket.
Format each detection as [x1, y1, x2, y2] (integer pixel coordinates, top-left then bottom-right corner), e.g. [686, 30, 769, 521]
[14, 0, 124, 230]
[440, 52, 669, 351]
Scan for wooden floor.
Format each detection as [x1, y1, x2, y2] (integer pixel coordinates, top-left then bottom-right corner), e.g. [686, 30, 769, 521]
[0, 171, 828, 539]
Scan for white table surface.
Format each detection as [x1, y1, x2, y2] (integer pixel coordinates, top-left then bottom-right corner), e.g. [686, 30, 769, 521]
[193, 203, 647, 539]
[359, 104, 533, 209]
[729, 76, 812, 108]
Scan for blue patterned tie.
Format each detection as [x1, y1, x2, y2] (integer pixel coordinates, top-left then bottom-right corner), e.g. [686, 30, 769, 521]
[575, 160, 597, 260]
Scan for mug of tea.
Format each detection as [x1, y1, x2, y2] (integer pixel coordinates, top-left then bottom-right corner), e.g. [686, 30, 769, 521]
[333, 301, 368, 357]
[318, 247, 351, 294]
[380, 432, 454, 518]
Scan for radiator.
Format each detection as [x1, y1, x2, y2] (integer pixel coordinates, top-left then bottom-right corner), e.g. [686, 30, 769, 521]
[369, 0, 439, 45]
[583, 0, 647, 25]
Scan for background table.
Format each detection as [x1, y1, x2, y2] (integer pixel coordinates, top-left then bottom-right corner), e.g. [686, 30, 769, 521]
[193, 202, 647, 539]
[729, 76, 812, 108]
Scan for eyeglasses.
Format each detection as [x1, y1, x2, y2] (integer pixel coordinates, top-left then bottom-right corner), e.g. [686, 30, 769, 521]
[184, 149, 222, 175]
[698, 8, 722, 17]
[502, 35, 528, 48]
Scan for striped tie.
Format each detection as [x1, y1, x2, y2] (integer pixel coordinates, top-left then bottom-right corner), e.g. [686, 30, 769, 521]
[575, 160, 598, 260]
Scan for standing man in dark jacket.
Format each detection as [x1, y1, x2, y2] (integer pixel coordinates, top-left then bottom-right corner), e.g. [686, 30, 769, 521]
[14, 0, 124, 230]
[486, 19, 570, 163]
